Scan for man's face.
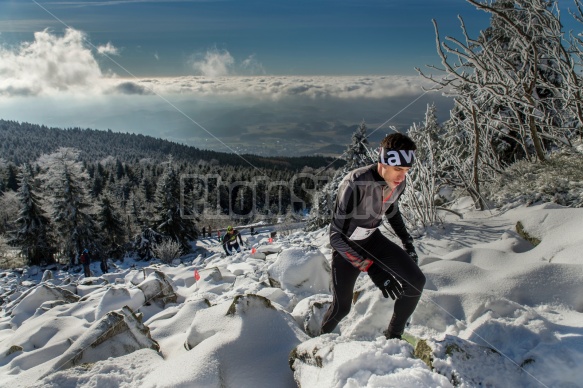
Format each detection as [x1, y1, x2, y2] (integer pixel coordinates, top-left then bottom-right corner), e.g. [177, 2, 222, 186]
[378, 163, 411, 190]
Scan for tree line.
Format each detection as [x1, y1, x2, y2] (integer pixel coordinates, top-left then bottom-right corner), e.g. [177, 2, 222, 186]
[0, 122, 339, 267]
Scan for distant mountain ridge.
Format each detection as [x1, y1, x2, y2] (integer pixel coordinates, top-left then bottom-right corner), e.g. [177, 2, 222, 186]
[0, 119, 343, 170]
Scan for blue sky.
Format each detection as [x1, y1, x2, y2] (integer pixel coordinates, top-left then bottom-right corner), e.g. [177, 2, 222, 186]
[0, 1, 581, 156]
[0, 0, 493, 76]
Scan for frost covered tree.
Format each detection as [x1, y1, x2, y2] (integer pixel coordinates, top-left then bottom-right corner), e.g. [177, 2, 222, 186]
[152, 157, 197, 250]
[12, 164, 55, 265]
[97, 194, 126, 259]
[416, 0, 581, 208]
[418, 0, 571, 164]
[37, 148, 99, 263]
[563, 0, 583, 137]
[404, 105, 443, 225]
[345, 121, 374, 170]
[0, 191, 19, 236]
[306, 122, 375, 231]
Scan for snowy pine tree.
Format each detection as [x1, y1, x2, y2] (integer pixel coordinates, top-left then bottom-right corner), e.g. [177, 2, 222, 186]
[345, 121, 374, 170]
[152, 157, 197, 250]
[12, 164, 55, 265]
[38, 148, 100, 263]
[97, 194, 126, 259]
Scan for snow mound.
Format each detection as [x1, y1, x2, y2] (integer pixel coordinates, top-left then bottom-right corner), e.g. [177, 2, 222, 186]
[290, 334, 452, 387]
[267, 247, 330, 295]
[145, 294, 308, 387]
[9, 284, 79, 327]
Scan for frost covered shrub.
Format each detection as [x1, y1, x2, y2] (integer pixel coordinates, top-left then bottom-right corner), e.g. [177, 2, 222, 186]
[0, 235, 9, 268]
[484, 151, 583, 208]
[152, 239, 183, 264]
[0, 235, 24, 269]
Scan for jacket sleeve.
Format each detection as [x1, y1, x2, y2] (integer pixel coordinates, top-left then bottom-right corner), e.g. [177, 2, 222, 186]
[385, 201, 412, 244]
[329, 181, 373, 272]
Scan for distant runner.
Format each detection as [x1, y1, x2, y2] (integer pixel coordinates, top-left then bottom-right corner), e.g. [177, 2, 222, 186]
[222, 226, 244, 256]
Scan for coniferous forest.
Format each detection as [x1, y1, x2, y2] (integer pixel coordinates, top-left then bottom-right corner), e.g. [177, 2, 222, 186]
[0, 120, 340, 267]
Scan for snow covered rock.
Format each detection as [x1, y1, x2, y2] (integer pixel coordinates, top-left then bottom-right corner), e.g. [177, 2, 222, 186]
[33, 348, 165, 388]
[509, 205, 583, 265]
[248, 250, 267, 260]
[152, 294, 309, 387]
[136, 270, 177, 306]
[9, 284, 80, 326]
[40, 305, 159, 377]
[267, 247, 330, 295]
[258, 244, 283, 255]
[94, 285, 147, 320]
[255, 287, 296, 311]
[291, 294, 332, 337]
[194, 266, 232, 294]
[290, 334, 452, 387]
[41, 270, 53, 282]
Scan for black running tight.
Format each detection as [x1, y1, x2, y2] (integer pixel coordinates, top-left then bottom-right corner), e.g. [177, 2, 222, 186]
[320, 231, 426, 336]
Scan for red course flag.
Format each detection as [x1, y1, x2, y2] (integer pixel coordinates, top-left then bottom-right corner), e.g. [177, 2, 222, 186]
[268, 237, 273, 243]
[251, 247, 257, 254]
[194, 269, 200, 281]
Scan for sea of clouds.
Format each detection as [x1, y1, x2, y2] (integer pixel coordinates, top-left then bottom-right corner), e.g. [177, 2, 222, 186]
[0, 28, 453, 156]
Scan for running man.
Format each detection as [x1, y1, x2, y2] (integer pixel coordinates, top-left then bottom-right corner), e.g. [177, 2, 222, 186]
[320, 133, 426, 340]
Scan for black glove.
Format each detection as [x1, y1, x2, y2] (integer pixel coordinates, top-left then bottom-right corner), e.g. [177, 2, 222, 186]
[367, 263, 404, 300]
[403, 238, 418, 264]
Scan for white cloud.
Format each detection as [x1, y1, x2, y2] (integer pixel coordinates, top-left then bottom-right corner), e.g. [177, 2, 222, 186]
[240, 54, 266, 75]
[189, 49, 268, 78]
[190, 47, 235, 78]
[97, 42, 120, 56]
[0, 27, 440, 104]
[0, 28, 109, 96]
[134, 75, 435, 101]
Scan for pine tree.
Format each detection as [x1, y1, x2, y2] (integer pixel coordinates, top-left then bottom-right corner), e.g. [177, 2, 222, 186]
[5, 163, 18, 192]
[345, 121, 374, 170]
[38, 148, 100, 263]
[0, 159, 5, 194]
[233, 184, 254, 220]
[12, 164, 55, 265]
[97, 194, 126, 259]
[126, 190, 147, 236]
[152, 157, 197, 250]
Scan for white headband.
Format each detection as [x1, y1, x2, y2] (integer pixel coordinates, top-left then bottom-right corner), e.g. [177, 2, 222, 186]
[378, 147, 415, 167]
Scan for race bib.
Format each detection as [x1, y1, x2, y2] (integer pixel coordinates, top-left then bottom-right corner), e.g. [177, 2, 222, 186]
[349, 226, 377, 241]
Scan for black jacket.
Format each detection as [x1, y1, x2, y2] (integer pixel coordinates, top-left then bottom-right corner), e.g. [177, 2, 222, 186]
[329, 164, 411, 271]
[222, 230, 243, 252]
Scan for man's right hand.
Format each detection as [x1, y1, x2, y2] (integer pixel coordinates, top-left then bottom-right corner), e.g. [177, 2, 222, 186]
[367, 263, 404, 300]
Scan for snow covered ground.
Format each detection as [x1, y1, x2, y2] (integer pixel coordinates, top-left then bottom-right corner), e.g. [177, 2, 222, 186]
[1, 197, 582, 387]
